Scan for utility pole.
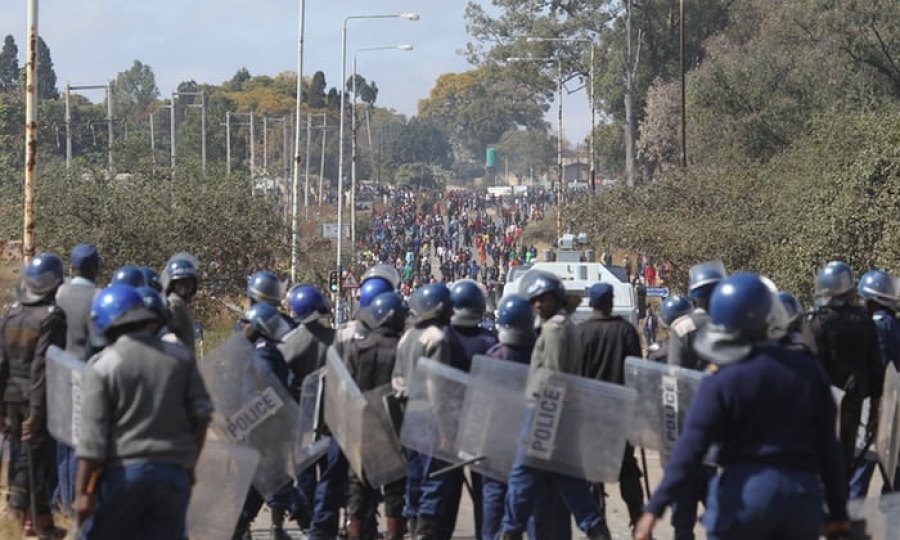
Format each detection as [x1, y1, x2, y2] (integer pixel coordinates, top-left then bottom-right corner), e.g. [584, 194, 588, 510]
[65, 83, 112, 173]
[304, 114, 312, 219]
[23, 0, 38, 263]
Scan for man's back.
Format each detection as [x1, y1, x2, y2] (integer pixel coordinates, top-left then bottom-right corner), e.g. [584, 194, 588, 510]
[577, 316, 642, 384]
[55, 280, 96, 359]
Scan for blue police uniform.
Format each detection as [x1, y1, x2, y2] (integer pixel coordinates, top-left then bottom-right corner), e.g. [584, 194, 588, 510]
[848, 309, 900, 496]
[237, 339, 300, 535]
[416, 325, 496, 540]
[481, 342, 572, 540]
[645, 345, 848, 539]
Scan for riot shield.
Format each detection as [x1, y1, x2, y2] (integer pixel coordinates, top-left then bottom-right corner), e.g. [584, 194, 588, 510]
[46, 346, 84, 448]
[199, 334, 298, 499]
[624, 356, 705, 455]
[522, 368, 637, 483]
[186, 439, 260, 540]
[848, 492, 900, 540]
[361, 385, 407, 487]
[294, 368, 330, 475]
[876, 363, 900, 488]
[324, 348, 367, 481]
[456, 354, 529, 482]
[399, 358, 470, 463]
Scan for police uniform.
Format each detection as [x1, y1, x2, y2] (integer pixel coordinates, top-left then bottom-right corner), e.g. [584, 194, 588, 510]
[54, 275, 98, 513]
[78, 329, 212, 538]
[576, 313, 645, 526]
[802, 304, 882, 476]
[0, 294, 66, 526]
[644, 345, 848, 539]
[417, 325, 497, 540]
[167, 292, 196, 356]
[665, 308, 714, 539]
[392, 322, 451, 537]
[667, 309, 710, 371]
[501, 310, 610, 539]
[345, 327, 406, 540]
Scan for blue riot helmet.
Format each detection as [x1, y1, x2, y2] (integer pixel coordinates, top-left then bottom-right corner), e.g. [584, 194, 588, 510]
[247, 270, 283, 305]
[91, 285, 159, 337]
[160, 257, 198, 296]
[361, 264, 401, 290]
[708, 273, 772, 336]
[240, 302, 293, 342]
[858, 269, 898, 310]
[138, 267, 162, 292]
[519, 270, 566, 302]
[814, 261, 854, 307]
[778, 291, 804, 323]
[661, 295, 693, 326]
[135, 286, 168, 320]
[688, 261, 727, 308]
[450, 279, 487, 327]
[408, 282, 452, 325]
[109, 265, 147, 288]
[496, 294, 536, 346]
[359, 278, 394, 308]
[288, 285, 330, 324]
[22, 253, 65, 302]
[369, 292, 409, 332]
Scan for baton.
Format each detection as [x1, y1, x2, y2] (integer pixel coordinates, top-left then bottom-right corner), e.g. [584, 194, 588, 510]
[427, 455, 485, 479]
[71, 469, 100, 540]
[640, 448, 652, 498]
[25, 442, 38, 536]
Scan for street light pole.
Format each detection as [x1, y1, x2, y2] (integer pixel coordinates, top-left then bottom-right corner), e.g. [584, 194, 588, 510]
[336, 12, 419, 323]
[680, 0, 687, 168]
[508, 55, 564, 240]
[526, 37, 596, 194]
[291, 0, 306, 285]
[351, 44, 412, 271]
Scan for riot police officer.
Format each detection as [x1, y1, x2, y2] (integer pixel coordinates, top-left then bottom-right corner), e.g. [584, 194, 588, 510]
[635, 273, 850, 540]
[849, 269, 900, 496]
[801, 261, 882, 479]
[648, 295, 692, 363]
[0, 253, 68, 538]
[108, 265, 147, 288]
[345, 292, 409, 540]
[160, 256, 199, 355]
[499, 271, 611, 540]
[75, 285, 212, 539]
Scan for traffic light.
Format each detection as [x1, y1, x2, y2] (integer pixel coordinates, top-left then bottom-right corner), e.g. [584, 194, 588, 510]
[329, 270, 338, 293]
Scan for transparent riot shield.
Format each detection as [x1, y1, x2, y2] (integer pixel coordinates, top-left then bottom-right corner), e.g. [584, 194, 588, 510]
[46, 346, 84, 448]
[399, 358, 470, 463]
[199, 334, 298, 499]
[293, 368, 331, 475]
[456, 354, 529, 482]
[324, 348, 367, 480]
[848, 492, 900, 540]
[361, 385, 407, 487]
[186, 439, 260, 540]
[624, 356, 705, 456]
[522, 368, 637, 483]
[876, 363, 900, 488]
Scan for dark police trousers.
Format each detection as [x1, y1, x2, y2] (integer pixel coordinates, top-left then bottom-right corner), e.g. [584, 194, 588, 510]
[7, 404, 56, 515]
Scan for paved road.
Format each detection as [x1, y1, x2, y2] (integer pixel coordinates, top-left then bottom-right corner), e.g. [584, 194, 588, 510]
[250, 449, 707, 539]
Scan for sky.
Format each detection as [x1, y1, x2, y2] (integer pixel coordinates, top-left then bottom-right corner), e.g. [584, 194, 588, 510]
[6, 0, 591, 144]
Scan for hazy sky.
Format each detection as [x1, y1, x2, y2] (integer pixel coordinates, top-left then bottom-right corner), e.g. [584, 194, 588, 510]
[6, 0, 591, 143]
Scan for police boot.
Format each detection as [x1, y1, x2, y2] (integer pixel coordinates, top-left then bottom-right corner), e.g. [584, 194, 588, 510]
[345, 517, 363, 540]
[232, 521, 253, 540]
[587, 523, 612, 540]
[269, 509, 294, 540]
[34, 513, 67, 540]
[385, 517, 407, 540]
[413, 516, 437, 540]
[499, 534, 523, 540]
[406, 516, 418, 537]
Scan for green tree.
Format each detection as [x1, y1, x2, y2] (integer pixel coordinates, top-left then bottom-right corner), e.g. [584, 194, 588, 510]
[0, 35, 19, 93]
[381, 118, 453, 179]
[227, 67, 251, 92]
[36, 36, 58, 100]
[112, 60, 159, 131]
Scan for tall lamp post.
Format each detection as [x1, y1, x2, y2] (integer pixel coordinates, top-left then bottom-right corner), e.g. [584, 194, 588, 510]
[291, 0, 306, 285]
[335, 12, 419, 323]
[526, 37, 596, 195]
[508, 55, 563, 240]
[351, 44, 413, 269]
